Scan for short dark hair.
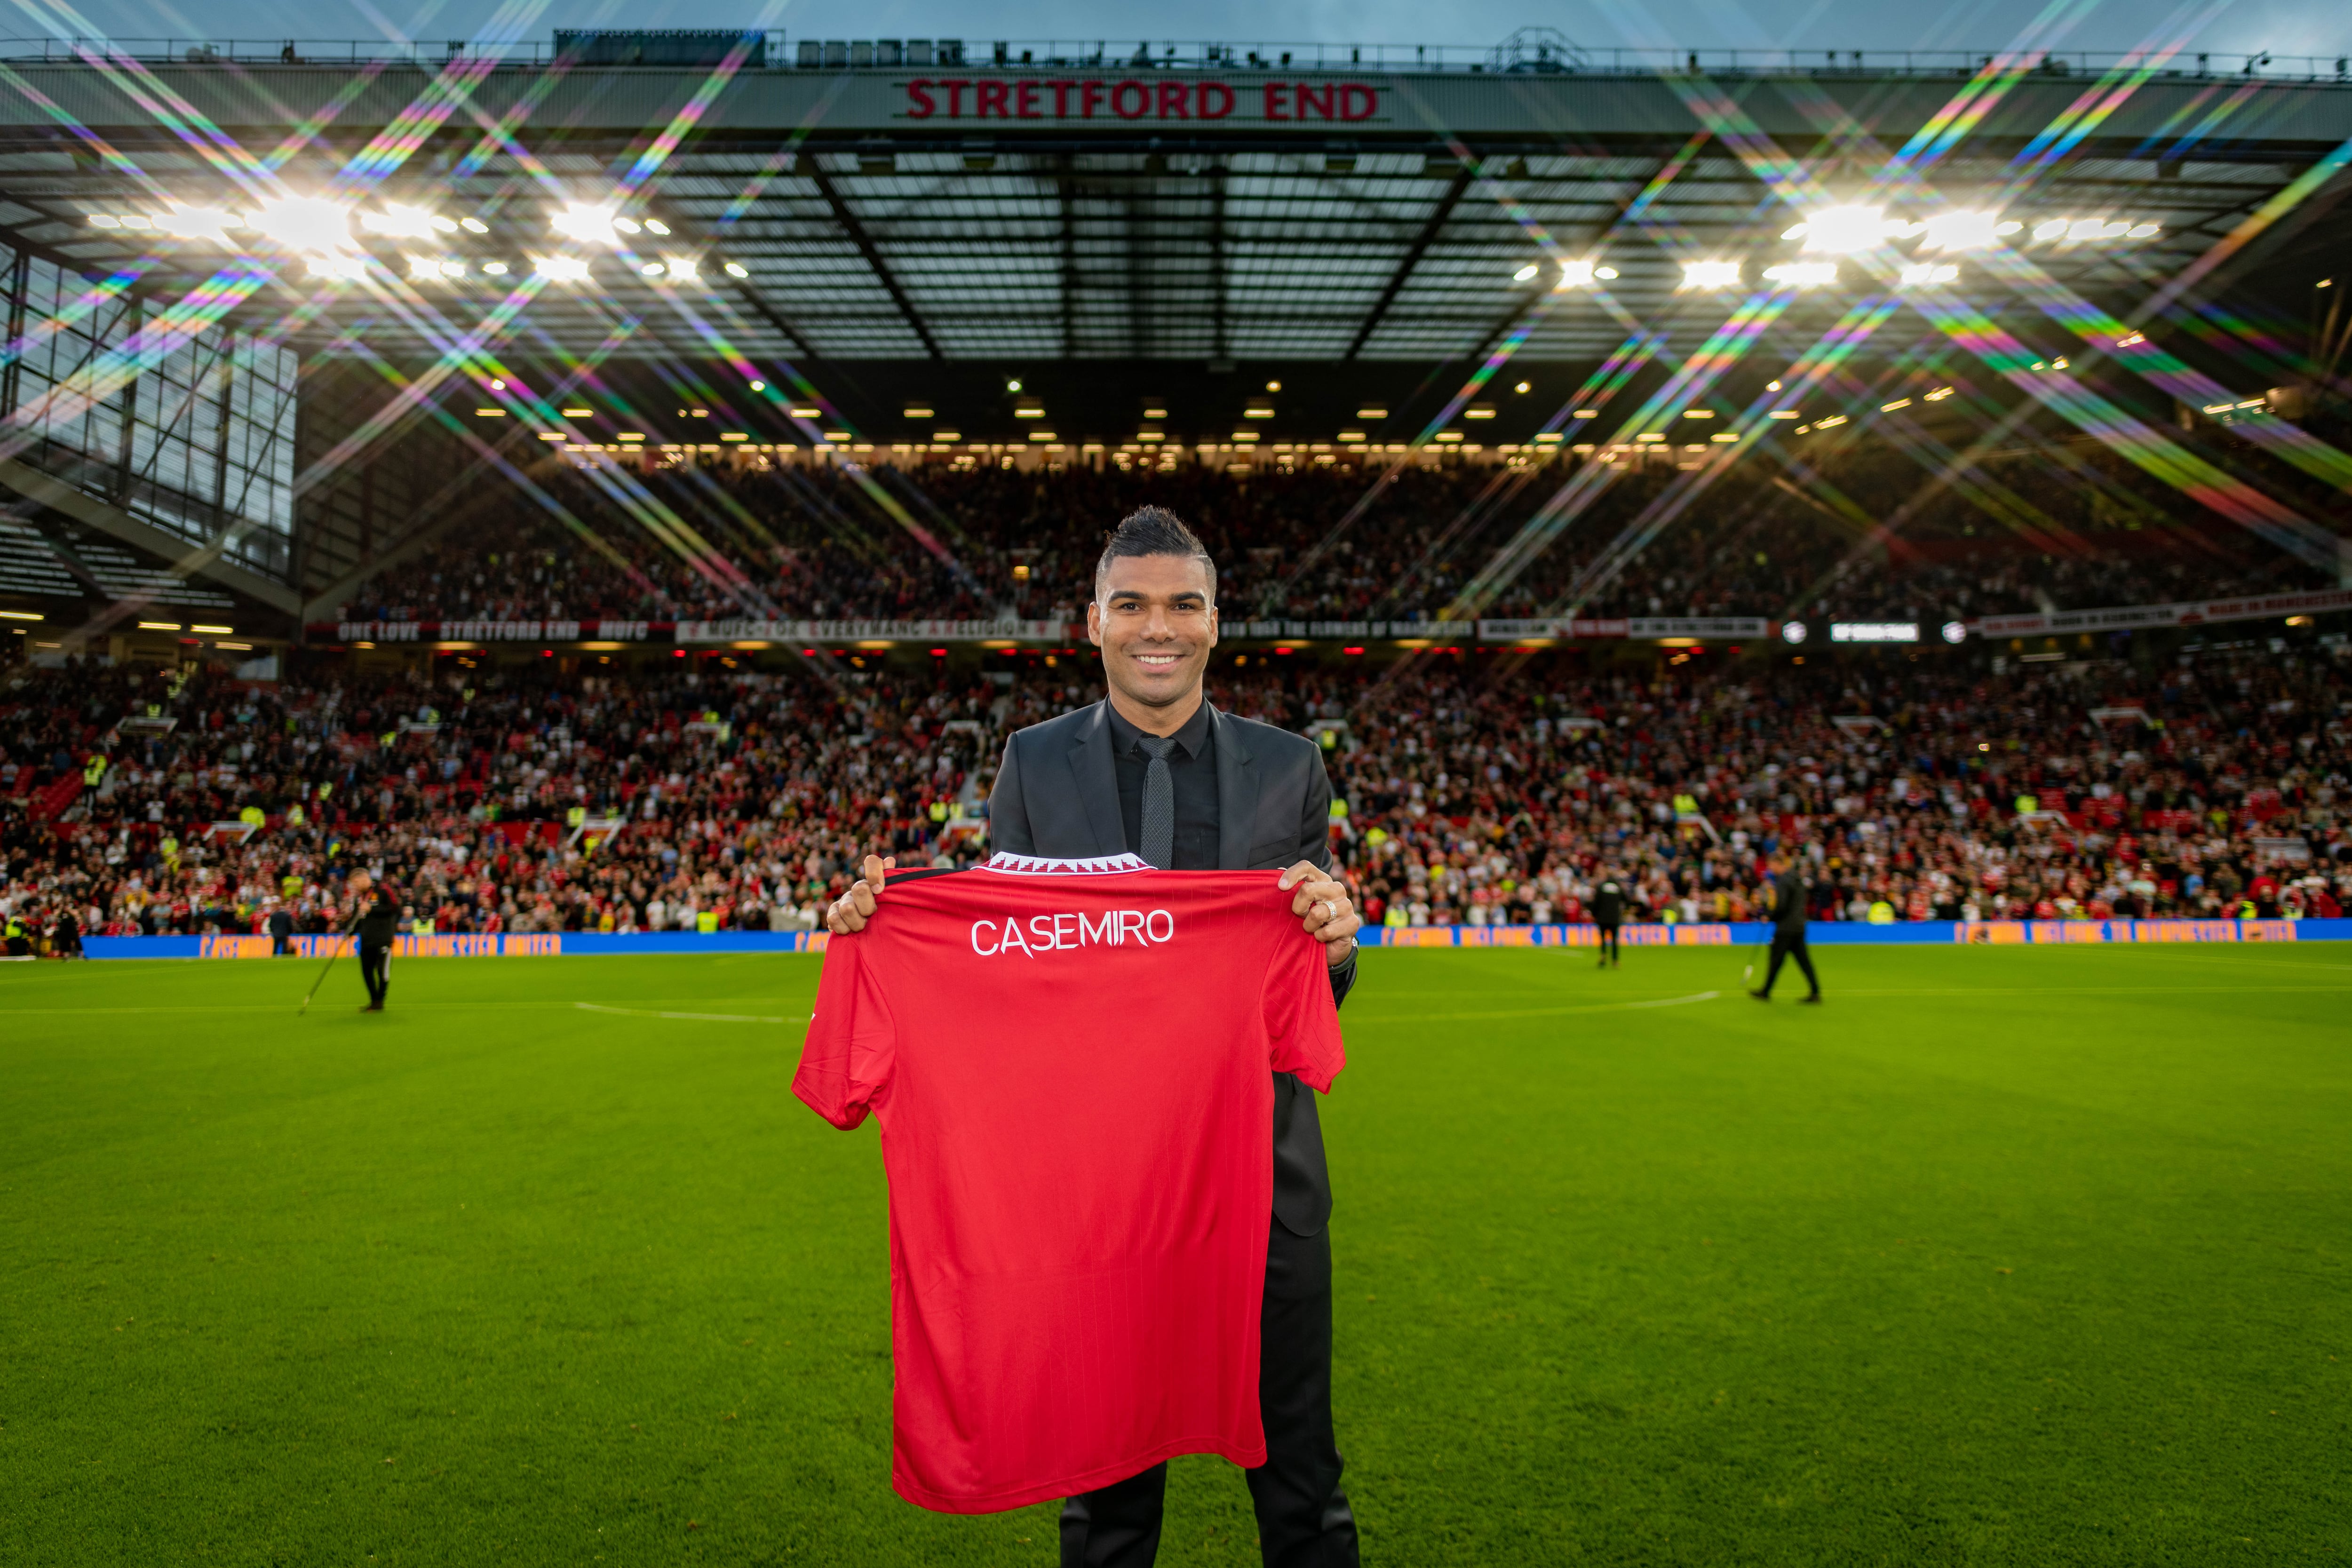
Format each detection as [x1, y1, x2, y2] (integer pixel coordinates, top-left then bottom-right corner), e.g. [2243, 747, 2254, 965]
[1094, 506, 1216, 605]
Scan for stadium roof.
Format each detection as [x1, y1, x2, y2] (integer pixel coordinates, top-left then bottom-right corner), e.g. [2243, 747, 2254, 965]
[0, 41, 2346, 372]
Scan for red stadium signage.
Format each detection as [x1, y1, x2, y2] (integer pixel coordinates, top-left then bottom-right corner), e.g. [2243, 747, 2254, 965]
[901, 77, 1381, 123]
[1972, 587, 2352, 638]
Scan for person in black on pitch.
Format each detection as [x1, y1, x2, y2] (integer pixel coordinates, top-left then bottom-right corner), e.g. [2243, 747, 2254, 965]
[1591, 868, 1626, 968]
[1751, 854, 1821, 1003]
[352, 871, 398, 1011]
[267, 899, 295, 955]
[826, 506, 1366, 1568]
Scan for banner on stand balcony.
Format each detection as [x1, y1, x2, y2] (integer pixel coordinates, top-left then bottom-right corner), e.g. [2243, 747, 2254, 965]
[674, 619, 1072, 643]
[1973, 588, 2352, 639]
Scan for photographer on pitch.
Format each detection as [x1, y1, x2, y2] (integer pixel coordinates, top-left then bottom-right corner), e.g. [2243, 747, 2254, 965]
[826, 508, 1364, 1568]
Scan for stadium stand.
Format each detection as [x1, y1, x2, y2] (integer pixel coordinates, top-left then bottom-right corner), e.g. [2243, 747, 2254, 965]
[5, 643, 2345, 955]
[332, 452, 2342, 630]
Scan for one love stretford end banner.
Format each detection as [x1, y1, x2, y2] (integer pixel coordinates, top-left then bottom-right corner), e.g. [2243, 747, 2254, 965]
[309, 589, 2352, 649]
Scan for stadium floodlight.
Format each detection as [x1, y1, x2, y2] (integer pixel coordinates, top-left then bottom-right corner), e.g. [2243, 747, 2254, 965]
[1762, 261, 1837, 287]
[640, 262, 665, 277]
[361, 202, 455, 240]
[2128, 222, 2161, 238]
[482, 261, 509, 275]
[249, 195, 355, 254]
[1557, 258, 1602, 288]
[613, 216, 642, 235]
[156, 203, 242, 244]
[1942, 620, 1968, 644]
[460, 216, 489, 233]
[1513, 262, 1540, 281]
[306, 254, 366, 280]
[533, 255, 591, 282]
[1680, 259, 1741, 290]
[664, 256, 699, 284]
[2067, 218, 2107, 240]
[1921, 209, 2001, 252]
[2033, 218, 2069, 240]
[552, 203, 620, 245]
[1898, 262, 1959, 287]
[1798, 205, 1892, 254]
[722, 260, 749, 279]
[1782, 621, 1808, 644]
[644, 218, 671, 235]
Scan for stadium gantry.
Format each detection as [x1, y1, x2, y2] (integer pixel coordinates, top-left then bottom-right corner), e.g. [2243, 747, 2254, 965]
[0, 30, 2346, 659]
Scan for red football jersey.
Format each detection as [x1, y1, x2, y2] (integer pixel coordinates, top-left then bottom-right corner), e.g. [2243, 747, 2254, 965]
[793, 852, 1348, 1514]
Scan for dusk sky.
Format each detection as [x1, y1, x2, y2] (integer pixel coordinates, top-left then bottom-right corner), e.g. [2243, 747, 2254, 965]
[18, 0, 2348, 64]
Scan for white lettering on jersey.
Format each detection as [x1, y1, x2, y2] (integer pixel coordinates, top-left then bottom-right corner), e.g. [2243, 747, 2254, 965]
[969, 909, 1176, 956]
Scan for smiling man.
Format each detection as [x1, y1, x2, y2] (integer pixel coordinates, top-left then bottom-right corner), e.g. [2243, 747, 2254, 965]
[825, 506, 1363, 1567]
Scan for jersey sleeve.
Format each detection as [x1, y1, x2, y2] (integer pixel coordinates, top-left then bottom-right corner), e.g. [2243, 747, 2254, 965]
[793, 933, 896, 1130]
[1262, 929, 1347, 1094]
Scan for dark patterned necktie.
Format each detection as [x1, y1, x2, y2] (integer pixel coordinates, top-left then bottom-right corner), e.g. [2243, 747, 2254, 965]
[1138, 736, 1176, 869]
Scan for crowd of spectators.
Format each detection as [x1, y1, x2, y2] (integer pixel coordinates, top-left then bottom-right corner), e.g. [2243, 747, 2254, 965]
[341, 446, 2341, 633]
[6, 632, 2347, 955]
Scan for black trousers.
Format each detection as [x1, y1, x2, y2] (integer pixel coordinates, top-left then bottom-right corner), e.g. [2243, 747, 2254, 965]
[1060, 1222, 1357, 1568]
[272, 934, 293, 955]
[1595, 921, 1621, 962]
[359, 943, 390, 1007]
[1761, 931, 1819, 997]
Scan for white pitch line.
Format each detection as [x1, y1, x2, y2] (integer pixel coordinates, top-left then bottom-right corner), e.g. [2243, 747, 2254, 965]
[574, 1002, 800, 1024]
[1621, 989, 1721, 1008]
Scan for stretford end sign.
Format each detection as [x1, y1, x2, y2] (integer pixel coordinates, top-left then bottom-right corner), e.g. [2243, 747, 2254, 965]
[901, 77, 1383, 122]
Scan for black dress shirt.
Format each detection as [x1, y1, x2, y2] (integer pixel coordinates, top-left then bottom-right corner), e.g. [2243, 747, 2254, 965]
[1105, 700, 1221, 870]
[1104, 700, 1356, 1011]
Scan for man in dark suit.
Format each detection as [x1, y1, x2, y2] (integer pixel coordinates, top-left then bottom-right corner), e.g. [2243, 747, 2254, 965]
[1751, 854, 1822, 1003]
[1591, 867, 1627, 968]
[352, 871, 398, 1012]
[826, 506, 1364, 1568]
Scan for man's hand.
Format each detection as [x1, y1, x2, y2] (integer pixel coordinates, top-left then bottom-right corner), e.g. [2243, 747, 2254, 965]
[1279, 860, 1361, 967]
[823, 854, 897, 934]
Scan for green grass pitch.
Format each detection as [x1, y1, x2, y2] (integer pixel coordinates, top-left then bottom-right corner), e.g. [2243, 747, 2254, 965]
[4, 944, 2348, 1565]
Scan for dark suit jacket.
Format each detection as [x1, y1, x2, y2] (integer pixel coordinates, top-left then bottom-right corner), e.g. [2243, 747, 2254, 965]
[987, 699, 1353, 1238]
[1770, 874, 1810, 933]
